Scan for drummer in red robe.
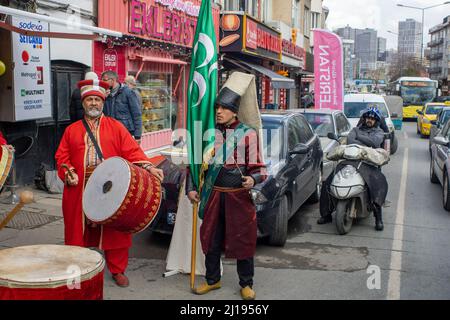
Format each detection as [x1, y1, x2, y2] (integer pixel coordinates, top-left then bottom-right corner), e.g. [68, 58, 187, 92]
[187, 73, 266, 300]
[0, 132, 6, 145]
[0, 131, 14, 152]
[55, 79, 164, 288]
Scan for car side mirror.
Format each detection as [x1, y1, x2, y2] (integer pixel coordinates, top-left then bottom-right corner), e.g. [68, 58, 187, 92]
[434, 136, 450, 147]
[391, 112, 398, 118]
[289, 143, 310, 156]
[417, 110, 423, 115]
[327, 132, 339, 141]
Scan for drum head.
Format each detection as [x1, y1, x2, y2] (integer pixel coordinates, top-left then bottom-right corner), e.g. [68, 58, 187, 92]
[0, 145, 13, 189]
[0, 245, 104, 288]
[83, 157, 131, 222]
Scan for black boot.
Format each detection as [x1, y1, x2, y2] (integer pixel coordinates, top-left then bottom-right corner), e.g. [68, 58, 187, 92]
[374, 206, 384, 231]
[317, 215, 332, 225]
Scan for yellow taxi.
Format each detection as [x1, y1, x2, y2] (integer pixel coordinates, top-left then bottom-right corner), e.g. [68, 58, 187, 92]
[417, 102, 450, 137]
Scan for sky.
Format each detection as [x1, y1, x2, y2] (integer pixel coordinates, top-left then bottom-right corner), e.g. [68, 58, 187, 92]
[323, 0, 450, 50]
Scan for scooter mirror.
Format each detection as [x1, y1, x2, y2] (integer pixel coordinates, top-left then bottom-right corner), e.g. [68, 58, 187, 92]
[327, 132, 339, 141]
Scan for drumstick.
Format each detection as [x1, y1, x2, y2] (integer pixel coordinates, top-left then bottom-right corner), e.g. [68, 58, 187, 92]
[0, 191, 34, 231]
[61, 164, 75, 180]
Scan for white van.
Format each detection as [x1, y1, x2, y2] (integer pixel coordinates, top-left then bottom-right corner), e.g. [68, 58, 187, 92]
[344, 93, 399, 154]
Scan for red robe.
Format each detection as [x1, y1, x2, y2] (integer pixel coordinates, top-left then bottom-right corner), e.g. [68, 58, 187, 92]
[0, 132, 6, 145]
[200, 120, 267, 260]
[55, 115, 155, 251]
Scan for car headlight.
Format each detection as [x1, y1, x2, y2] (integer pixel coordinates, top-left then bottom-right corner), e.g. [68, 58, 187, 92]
[250, 189, 268, 205]
[423, 118, 431, 124]
[341, 165, 357, 179]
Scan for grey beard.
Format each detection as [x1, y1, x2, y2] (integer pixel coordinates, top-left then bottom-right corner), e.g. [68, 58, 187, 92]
[86, 109, 102, 118]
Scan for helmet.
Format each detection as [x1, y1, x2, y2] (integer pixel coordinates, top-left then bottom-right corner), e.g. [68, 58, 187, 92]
[361, 105, 382, 121]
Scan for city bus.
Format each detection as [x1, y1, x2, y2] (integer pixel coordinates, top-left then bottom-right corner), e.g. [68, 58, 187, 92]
[387, 77, 439, 120]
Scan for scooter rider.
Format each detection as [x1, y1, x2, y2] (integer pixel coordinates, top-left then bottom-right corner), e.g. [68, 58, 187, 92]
[318, 106, 388, 231]
[347, 106, 385, 148]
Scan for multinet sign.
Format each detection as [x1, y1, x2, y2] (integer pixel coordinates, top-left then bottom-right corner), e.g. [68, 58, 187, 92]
[129, 0, 199, 47]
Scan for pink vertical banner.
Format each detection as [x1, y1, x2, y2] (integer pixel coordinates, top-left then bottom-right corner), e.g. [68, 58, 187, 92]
[313, 29, 344, 110]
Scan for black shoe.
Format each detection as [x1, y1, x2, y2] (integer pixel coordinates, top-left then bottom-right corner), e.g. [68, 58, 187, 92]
[317, 215, 332, 224]
[375, 218, 384, 231]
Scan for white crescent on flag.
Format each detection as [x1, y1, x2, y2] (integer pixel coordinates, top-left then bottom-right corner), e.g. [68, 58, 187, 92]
[191, 71, 207, 108]
[209, 62, 218, 78]
[197, 33, 215, 69]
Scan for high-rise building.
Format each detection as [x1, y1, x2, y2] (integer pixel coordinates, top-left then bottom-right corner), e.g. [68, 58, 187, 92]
[427, 15, 450, 95]
[342, 39, 355, 87]
[377, 37, 387, 61]
[398, 19, 422, 60]
[355, 28, 378, 76]
[334, 26, 379, 77]
[335, 25, 356, 41]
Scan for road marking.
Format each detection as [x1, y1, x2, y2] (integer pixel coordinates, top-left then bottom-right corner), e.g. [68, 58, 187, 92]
[387, 148, 409, 300]
[403, 131, 408, 140]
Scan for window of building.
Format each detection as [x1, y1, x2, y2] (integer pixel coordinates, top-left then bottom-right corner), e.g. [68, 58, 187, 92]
[262, 0, 272, 23]
[223, 0, 244, 11]
[292, 0, 300, 29]
[304, 6, 311, 37]
[311, 12, 320, 29]
[246, 0, 259, 18]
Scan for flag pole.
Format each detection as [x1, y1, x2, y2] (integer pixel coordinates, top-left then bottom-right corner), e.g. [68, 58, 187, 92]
[190, 201, 199, 291]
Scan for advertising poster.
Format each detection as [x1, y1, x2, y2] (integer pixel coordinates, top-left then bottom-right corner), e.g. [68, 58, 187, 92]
[313, 29, 344, 110]
[12, 16, 52, 121]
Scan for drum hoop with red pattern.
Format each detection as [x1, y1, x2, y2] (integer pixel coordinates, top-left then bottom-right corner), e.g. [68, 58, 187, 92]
[0, 145, 13, 190]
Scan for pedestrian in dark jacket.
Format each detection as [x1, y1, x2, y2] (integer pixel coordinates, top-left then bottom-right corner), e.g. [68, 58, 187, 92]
[101, 71, 142, 141]
[124, 75, 143, 109]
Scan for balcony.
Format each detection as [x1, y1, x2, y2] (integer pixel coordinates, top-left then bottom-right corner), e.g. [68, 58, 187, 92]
[427, 52, 444, 60]
[428, 38, 444, 48]
[428, 66, 443, 74]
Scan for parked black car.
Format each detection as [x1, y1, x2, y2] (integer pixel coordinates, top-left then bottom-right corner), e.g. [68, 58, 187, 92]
[429, 107, 450, 155]
[148, 157, 186, 234]
[430, 122, 450, 211]
[150, 111, 324, 247]
[290, 108, 351, 180]
[251, 111, 323, 246]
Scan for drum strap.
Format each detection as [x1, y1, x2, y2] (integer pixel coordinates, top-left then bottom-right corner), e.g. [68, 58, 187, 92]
[82, 119, 104, 161]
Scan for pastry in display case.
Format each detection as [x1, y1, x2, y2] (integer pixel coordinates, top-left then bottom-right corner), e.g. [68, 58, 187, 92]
[135, 73, 174, 133]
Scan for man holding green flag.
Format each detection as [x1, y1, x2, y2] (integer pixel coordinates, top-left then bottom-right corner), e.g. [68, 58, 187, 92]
[186, 0, 218, 293]
[187, 68, 266, 299]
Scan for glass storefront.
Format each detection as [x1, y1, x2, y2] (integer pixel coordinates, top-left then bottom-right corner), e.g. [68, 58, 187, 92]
[135, 73, 177, 134]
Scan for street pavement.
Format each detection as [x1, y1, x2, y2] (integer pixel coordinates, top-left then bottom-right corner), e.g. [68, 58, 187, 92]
[0, 122, 449, 300]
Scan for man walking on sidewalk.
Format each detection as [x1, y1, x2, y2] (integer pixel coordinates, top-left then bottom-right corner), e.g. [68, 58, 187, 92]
[55, 79, 163, 287]
[101, 71, 142, 144]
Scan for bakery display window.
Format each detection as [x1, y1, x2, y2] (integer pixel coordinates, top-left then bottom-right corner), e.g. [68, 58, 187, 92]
[136, 73, 176, 133]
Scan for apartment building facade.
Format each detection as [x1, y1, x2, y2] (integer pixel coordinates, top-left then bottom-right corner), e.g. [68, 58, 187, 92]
[428, 15, 450, 95]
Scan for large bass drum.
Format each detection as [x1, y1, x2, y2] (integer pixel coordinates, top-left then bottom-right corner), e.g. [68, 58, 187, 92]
[0, 245, 104, 300]
[82, 157, 162, 234]
[0, 145, 13, 190]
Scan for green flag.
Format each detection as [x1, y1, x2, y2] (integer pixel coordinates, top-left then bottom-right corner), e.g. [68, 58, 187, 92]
[187, 0, 218, 191]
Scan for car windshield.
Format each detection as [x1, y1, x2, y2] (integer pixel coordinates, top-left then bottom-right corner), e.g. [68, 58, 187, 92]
[261, 120, 283, 166]
[425, 105, 445, 115]
[344, 102, 389, 118]
[401, 85, 436, 105]
[440, 111, 450, 124]
[304, 114, 334, 137]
